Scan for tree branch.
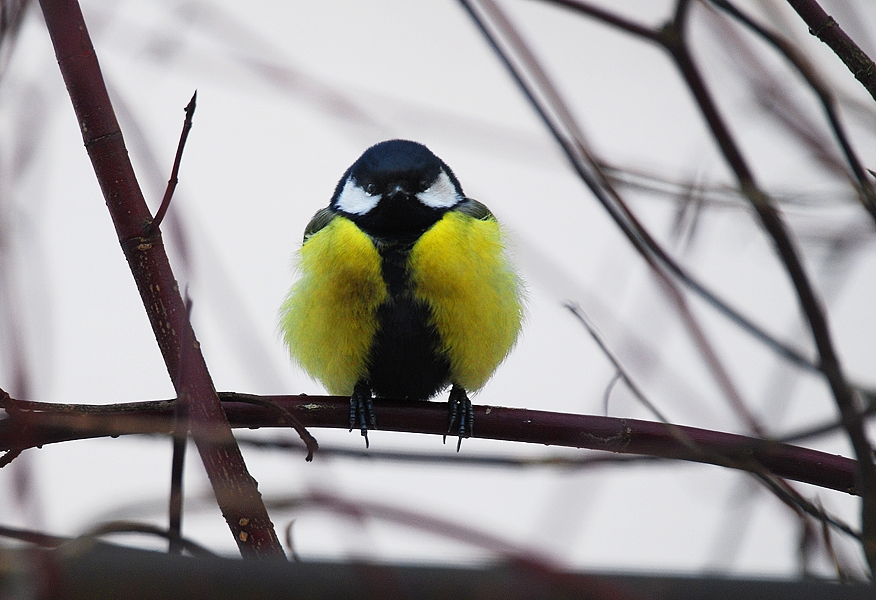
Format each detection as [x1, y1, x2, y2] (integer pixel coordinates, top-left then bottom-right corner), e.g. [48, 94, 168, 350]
[709, 0, 876, 226]
[0, 394, 861, 496]
[147, 90, 197, 235]
[37, 0, 288, 558]
[786, 0, 876, 103]
[476, 0, 821, 378]
[660, 0, 876, 570]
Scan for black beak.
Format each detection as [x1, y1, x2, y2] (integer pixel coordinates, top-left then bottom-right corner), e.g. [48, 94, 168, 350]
[384, 184, 409, 201]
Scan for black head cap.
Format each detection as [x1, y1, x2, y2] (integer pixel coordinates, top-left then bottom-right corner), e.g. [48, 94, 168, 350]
[330, 140, 464, 241]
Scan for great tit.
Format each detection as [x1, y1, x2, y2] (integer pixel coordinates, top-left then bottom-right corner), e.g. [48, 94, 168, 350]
[280, 139, 523, 449]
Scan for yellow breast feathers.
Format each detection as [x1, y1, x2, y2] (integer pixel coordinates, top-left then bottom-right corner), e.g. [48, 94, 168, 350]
[280, 216, 387, 395]
[409, 210, 523, 392]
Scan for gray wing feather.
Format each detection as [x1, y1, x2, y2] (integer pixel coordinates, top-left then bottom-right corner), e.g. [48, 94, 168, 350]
[455, 198, 495, 221]
[303, 207, 338, 243]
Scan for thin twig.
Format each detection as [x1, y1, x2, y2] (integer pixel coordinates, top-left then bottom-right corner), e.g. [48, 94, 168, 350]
[565, 304, 670, 423]
[38, 0, 286, 558]
[148, 91, 197, 235]
[238, 435, 664, 470]
[283, 520, 301, 562]
[565, 304, 855, 539]
[754, 472, 859, 539]
[661, 0, 876, 570]
[785, 0, 876, 103]
[168, 293, 194, 555]
[0, 524, 69, 548]
[775, 391, 876, 444]
[168, 393, 187, 555]
[224, 394, 318, 461]
[709, 0, 876, 225]
[60, 521, 217, 558]
[534, 0, 659, 40]
[0, 522, 215, 557]
[602, 372, 622, 416]
[470, 0, 820, 380]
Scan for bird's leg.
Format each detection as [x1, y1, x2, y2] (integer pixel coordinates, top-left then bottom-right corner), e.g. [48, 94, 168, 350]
[350, 381, 376, 448]
[446, 385, 473, 452]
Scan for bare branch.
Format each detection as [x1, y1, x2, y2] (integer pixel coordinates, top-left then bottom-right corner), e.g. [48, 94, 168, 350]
[147, 90, 197, 235]
[538, 0, 876, 569]
[709, 0, 876, 225]
[0, 394, 861, 496]
[658, 2, 876, 570]
[472, 0, 820, 379]
[37, 0, 288, 558]
[565, 303, 670, 423]
[0, 521, 216, 558]
[786, 0, 876, 103]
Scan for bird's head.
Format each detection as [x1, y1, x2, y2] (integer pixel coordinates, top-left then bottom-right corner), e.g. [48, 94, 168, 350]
[330, 140, 464, 242]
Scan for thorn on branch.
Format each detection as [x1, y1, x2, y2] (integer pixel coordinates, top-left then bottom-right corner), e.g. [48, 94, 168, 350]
[147, 90, 197, 236]
[229, 395, 319, 461]
[1, 387, 18, 416]
[808, 15, 837, 38]
[1, 388, 28, 468]
[0, 449, 23, 469]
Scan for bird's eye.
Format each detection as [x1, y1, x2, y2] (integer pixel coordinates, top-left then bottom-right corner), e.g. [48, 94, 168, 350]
[365, 183, 377, 195]
[419, 177, 431, 190]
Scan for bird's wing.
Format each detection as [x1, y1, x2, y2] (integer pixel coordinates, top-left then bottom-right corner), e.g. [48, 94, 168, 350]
[303, 207, 338, 243]
[455, 198, 495, 221]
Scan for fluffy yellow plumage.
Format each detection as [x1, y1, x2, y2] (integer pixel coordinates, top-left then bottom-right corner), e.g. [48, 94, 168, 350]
[280, 217, 387, 396]
[409, 210, 522, 392]
[280, 210, 522, 396]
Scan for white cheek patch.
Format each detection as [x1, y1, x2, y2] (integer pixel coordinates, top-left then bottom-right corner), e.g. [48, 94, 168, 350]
[416, 171, 462, 209]
[335, 178, 380, 215]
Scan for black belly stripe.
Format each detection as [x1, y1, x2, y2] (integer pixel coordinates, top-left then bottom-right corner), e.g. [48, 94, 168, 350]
[366, 244, 450, 400]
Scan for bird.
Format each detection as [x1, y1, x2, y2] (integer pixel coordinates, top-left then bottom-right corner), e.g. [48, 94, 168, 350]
[280, 139, 523, 450]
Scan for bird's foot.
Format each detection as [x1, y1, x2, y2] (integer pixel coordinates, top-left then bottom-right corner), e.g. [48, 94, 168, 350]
[349, 382, 376, 448]
[445, 385, 473, 452]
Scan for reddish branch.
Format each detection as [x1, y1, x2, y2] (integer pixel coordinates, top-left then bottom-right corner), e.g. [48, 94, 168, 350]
[0, 394, 861, 497]
[479, 0, 876, 571]
[711, 0, 876, 224]
[37, 0, 289, 558]
[658, 1, 876, 569]
[461, 0, 819, 377]
[148, 90, 197, 235]
[786, 0, 876, 104]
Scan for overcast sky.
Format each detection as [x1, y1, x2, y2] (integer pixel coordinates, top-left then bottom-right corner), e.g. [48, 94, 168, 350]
[1, 0, 875, 578]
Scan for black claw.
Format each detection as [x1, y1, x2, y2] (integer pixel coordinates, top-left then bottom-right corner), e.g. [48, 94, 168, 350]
[350, 382, 375, 448]
[447, 385, 473, 451]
